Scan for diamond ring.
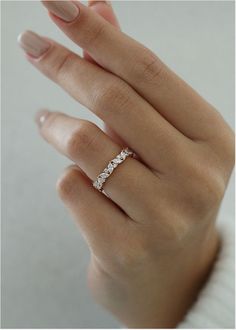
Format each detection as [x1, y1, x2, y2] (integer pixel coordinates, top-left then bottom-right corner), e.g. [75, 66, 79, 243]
[93, 148, 134, 192]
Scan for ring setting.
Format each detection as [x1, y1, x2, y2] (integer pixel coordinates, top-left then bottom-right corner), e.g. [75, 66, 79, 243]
[93, 148, 134, 192]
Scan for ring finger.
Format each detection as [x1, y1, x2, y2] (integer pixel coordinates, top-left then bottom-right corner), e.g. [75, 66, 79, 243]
[36, 110, 158, 223]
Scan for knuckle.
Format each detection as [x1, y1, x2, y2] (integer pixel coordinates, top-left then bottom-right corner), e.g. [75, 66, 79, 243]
[226, 145, 235, 173]
[92, 81, 130, 118]
[54, 51, 77, 80]
[56, 167, 79, 199]
[187, 162, 225, 214]
[34, 46, 75, 81]
[226, 132, 235, 167]
[202, 172, 225, 207]
[85, 22, 106, 46]
[133, 48, 164, 85]
[66, 121, 99, 158]
[219, 125, 235, 170]
[206, 113, 235, 172]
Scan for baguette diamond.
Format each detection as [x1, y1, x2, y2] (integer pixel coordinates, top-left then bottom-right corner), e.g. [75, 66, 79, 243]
[93, 148, 134, 192]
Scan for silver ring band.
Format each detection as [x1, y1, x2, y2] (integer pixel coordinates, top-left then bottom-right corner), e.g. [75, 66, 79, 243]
[93, 148, 134, 192]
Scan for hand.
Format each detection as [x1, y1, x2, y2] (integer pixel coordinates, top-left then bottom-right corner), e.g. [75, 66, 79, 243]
[18, 1, 234, 328]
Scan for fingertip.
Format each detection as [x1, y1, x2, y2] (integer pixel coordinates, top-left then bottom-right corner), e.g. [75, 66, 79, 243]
[41, 0, 80, 23]
[17, 30, 51, 59]
[87, 0, 120, 29]
[35, 109, 51, 128]
[88, 0, 112, 7]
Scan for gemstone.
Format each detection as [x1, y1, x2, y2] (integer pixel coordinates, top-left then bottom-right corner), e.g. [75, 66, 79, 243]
[99, 172, 108, 179]
[93, 148, 134, 192]
[93, 181, 102, 189]
[108, 163, 114, 170]
[97, 177, 105, 184]
[114, 157, 122, 164]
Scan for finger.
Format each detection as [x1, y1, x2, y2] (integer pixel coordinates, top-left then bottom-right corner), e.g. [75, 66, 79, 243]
[41, 0, 221, 140]
[88, 0, 120, 28]
[18, 31, 189, 172]
[36, 110, 158, 223]
[57, 164, 129, 262]
[84, 0, 123, 147]
[84, 0, 120, 63]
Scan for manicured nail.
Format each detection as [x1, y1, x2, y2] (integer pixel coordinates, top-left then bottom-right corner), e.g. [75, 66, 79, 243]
[67, 164, 79, 171]
[89, 0, 112, 6]
[35, 109, 50, 127]
[17, 31, 51, 58]
[42, 1, 79, 22]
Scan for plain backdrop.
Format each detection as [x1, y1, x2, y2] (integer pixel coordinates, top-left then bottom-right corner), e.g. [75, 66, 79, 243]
[2, 1, 235, 328]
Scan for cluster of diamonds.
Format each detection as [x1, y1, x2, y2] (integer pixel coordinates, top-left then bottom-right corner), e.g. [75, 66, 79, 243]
[93, 148, 134, 192]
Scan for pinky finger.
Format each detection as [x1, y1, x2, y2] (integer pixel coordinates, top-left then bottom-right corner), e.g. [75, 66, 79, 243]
[57, 164, 128, 262]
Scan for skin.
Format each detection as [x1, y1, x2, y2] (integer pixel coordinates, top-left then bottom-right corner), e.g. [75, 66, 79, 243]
[19, 1, 234, 328]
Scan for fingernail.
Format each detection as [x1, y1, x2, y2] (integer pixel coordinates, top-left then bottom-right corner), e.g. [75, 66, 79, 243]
[17, 30, 51, 58]
[67, 164, 79, 171]
[35, 109, 50, 127]
[89, 1, 112, 6]
[42, 1, 79, 22]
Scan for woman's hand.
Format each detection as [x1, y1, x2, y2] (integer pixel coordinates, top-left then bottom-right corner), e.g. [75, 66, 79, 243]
[18, 1, 234, 328]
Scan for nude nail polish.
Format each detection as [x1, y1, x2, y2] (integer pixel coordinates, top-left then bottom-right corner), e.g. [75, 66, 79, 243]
[42, 1, 79, 22]
[89, 1, 112, 6]
[35, 110, 50, 127]
[17, 31, 51, 58]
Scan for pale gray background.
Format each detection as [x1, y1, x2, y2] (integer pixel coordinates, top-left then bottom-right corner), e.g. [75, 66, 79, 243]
[2, 1, 235, 328]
